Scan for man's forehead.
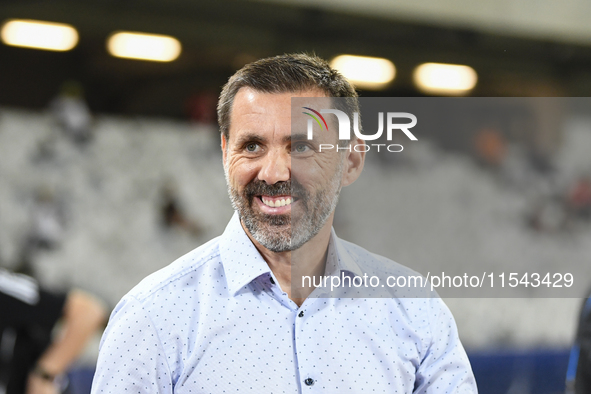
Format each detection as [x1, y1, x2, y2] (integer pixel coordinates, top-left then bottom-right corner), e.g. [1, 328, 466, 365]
[227, 88, 333, 136]
[290, 95, 339, 128]
[232, 87, 331, 106]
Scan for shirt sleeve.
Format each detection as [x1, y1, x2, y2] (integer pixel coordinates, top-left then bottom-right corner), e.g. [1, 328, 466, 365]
[413, 297, 478, 394]
[91, 295, 173, 394]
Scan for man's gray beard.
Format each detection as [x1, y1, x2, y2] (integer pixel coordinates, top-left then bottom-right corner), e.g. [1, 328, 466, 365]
[225, 165, 342, 253]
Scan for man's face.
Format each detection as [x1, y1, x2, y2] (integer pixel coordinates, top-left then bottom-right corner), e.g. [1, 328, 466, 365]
[222, 87, 345, 252]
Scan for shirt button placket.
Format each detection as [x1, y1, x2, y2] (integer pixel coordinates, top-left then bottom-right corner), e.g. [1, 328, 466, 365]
[295, 308, 316, 390]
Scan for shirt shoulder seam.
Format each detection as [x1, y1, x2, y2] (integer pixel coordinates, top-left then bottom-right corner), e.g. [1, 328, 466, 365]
[127, 293, 175, 382]
[133, 250, 221, 302]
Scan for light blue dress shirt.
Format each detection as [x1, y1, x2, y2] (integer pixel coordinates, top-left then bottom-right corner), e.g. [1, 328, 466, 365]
[91, 212, 477, 393]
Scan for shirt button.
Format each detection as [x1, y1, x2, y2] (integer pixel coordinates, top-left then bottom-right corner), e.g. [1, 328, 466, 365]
[270, 277, 275, 285]
[304, 378, 314, 386]
[298, 310, 304, 317]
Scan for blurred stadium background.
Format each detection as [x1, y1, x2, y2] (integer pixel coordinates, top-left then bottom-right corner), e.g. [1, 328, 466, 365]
[2, 1, 591, 393]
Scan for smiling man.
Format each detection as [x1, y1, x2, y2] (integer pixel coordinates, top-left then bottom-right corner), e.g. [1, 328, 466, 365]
[91, 54, 477, 393]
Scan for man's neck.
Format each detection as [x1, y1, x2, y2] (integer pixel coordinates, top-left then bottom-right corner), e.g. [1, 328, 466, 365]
[242, 216, 334, 306]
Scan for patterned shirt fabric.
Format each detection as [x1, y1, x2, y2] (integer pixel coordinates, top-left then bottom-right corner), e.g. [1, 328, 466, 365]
[91, 212, 477, 393]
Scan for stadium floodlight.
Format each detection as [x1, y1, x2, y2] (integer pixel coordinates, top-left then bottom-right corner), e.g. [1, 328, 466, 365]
[1, 19, 78, 51]
[107, 31, 181, 62]
[413, 63, 477, 95]
[330, 55, 396, 90]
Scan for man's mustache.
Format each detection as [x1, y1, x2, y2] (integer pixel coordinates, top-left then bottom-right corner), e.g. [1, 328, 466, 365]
[244, 179, 308, 203]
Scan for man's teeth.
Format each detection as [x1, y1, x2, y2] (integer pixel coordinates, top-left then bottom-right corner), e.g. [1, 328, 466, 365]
[262, 197, 292, 207]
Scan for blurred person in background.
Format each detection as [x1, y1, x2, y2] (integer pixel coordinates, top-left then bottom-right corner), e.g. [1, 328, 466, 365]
[15, 187, 67, 278]
[526, 175, 591, 233]
[0, 268, 107, 394]
[159, 178, 202, 237]
[92, 53, 476, 393]
[474, 127, 507, 170]
[566, 175, 591, 223]
[49, 81, 93, 147]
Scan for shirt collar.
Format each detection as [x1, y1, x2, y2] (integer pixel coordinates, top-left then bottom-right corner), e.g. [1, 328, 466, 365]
[219, 212, 272, 296]
[219, 211, 365, 296]
[326, 228, 365, 278]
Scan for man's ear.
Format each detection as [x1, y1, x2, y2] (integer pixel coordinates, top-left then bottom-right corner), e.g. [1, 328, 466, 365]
[221, 134, 228, 166]
[341, 137, 365, 187]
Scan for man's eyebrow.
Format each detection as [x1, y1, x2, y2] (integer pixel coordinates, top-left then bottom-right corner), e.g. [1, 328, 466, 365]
[290, 133, 311, 142]
[233, 133, 315, 145]
[233, 133, 265, 146]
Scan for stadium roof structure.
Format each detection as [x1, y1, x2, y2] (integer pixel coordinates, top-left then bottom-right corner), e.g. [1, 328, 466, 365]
[1, 0, 591, 116]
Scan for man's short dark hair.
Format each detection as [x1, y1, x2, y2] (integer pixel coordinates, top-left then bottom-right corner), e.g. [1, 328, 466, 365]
[217, 53, 359, 141]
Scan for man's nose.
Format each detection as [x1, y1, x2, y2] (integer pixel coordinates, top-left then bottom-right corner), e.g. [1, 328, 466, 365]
[258, 149, 290, 184]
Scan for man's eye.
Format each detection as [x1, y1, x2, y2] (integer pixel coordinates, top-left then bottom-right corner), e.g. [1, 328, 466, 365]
[293, 143, 310, 153]
[245, 143, 259, 152]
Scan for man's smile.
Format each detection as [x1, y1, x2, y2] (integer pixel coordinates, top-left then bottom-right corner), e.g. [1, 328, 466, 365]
[255, 194, 300, 215]
[260, 195, 294, 207]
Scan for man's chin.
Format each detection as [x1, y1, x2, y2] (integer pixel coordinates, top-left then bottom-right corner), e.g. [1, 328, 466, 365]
[251, 230, 292, 253]
[259, 213, 290, 227]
